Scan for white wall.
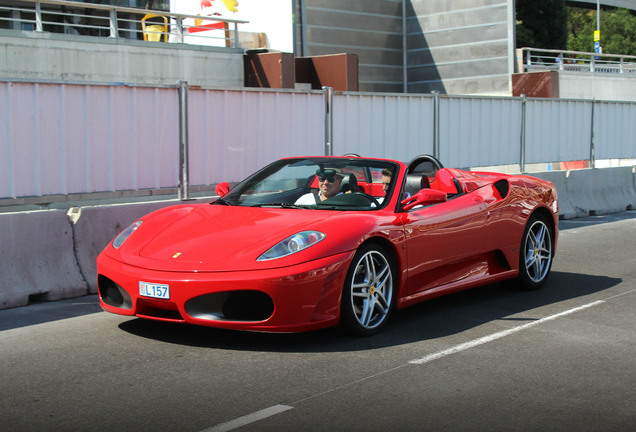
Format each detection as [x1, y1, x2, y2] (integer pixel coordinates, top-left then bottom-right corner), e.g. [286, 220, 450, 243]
[558, 72, 636, 102]
[0, 30, 244, 88]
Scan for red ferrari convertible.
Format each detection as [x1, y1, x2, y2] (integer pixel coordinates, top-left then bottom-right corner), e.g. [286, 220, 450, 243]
[97, 155, 558, 335]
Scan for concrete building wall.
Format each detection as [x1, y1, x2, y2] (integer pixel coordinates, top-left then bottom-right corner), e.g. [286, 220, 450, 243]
[407, 0, 514, 95]
[0, 30, 245, 87]
[296, 0, 515, 95]
[296, 0, 406, 93]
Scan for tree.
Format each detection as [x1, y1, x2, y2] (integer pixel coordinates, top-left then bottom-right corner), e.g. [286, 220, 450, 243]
[568, 8, 636, 56]
[516, 0, 568, 49]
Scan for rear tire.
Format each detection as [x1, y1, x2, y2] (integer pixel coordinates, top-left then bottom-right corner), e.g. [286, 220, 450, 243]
[516, 214, 554, 290]
[339, 244, 395, 336]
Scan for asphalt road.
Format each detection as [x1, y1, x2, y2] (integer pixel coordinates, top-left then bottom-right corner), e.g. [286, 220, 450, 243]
[1, 211, 635, 432]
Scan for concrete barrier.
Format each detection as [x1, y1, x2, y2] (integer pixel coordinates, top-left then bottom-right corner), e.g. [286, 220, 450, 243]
[566, 167, 636, 217]
[532, 166, 636, 219]
[71, 200, 184, 293]
[1, 209, 87, 309]
[1, 166, 635, 310]
[529, 171, 577, 219]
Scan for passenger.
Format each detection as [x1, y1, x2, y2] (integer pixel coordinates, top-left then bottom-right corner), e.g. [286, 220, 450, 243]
[375, 168, 393, 204]
[295, 168, 344, 204]
[381, 168, 393, 194]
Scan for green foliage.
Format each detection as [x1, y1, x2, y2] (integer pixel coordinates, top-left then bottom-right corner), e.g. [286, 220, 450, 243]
[567, 8, 636, 56]
[516, 0, 568, 49]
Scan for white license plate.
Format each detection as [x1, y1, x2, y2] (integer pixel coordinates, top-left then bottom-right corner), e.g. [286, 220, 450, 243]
[139, 281, 170, 300]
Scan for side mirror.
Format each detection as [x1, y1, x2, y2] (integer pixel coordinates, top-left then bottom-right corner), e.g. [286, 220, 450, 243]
[401, 188, 447, 211]
[215, 181, 230, 197]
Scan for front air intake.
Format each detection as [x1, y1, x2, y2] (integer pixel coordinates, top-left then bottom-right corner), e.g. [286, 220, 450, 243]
[98, 275, 132, 309]
[185, 291, 274, 322]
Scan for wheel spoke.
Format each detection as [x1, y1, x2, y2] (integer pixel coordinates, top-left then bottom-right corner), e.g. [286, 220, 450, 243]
[347, 249, 394, 330]
[524, 220, 552, 283]
[374, 290, 389, 313]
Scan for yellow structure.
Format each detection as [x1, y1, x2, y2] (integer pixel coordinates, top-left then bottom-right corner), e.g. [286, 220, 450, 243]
[142, 14, 168, 42]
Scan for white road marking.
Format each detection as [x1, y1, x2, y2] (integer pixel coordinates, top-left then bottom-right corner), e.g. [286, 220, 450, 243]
[409, 300, 606, 365]
[201, 405, 293, 432]
[202, 299, 608, 431]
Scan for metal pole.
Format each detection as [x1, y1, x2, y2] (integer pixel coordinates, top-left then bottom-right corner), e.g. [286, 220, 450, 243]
[178, 81, 190, 200]
[299, 0, 307, 56]
[109, 9, 118, 38]
[292, 0, 298, 57]
[175, 17, 184, 43]
[402, 0, 407, 93]
[590, 98, 596, 169]
[323, 86, 333, 156]
[432, 91, 440, 159]
[520, 94, 527, 173]
[35, 1, 43, 32]
[597, 0, 601, 39]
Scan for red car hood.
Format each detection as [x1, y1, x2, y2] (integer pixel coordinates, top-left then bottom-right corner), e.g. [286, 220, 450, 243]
[113, 204, 340, 272]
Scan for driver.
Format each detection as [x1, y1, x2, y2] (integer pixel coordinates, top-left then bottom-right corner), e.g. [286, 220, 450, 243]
[295, 168, 344, 204]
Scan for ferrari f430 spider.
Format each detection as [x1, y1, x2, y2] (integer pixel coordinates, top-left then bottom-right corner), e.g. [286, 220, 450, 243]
[97, 155, 558, 335]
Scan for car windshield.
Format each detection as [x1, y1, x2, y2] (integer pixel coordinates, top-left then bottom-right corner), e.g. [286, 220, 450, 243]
[214, 157, 399, 210]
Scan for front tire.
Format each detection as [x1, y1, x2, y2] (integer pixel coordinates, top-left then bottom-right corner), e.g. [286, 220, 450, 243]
[517, 214, 554, 290]
[339, 244, 395, 336]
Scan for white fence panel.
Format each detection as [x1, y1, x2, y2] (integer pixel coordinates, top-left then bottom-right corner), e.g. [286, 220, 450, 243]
[333, 93, 435, 161]
[3, 81, 636, 203]
[594, 101, 636, 160]
[525, 99, 592, 164]
[188, 89, 325, 185]
[0, 82, 178, 198]
[439, 96, 522, 168]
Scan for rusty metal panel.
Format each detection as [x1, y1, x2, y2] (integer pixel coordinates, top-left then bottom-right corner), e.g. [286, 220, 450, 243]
[512, 71, 559, 98]
[333, 92, 435, 161]
[187, 89, 325, 185]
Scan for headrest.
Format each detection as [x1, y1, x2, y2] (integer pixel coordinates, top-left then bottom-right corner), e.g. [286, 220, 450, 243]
[339, 173, 358, 193]
[404, 174, 430, 196]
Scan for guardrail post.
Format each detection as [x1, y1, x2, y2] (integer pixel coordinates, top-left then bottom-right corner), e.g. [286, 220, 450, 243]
[432, 91, 440, 160]
[35, 1, 43, 32]
[178, 81, 190, 200]
[175, 17, 184, 43]
[109, 9, 118, 38]
[590, 98, 596, 169]
[520, 94, 527, 173]
[323, 86, 333, 156]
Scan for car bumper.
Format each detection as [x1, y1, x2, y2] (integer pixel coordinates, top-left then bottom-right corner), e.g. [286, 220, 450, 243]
[96, 250, 355, 332]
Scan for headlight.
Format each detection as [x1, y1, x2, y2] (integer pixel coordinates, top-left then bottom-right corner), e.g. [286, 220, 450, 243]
[257, 231, 326, 261]
[112, 220, 143, 249]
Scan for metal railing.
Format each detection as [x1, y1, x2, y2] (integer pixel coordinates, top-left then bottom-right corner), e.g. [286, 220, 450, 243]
[0, 0, 248, 48]
[520, 47, 636, 74]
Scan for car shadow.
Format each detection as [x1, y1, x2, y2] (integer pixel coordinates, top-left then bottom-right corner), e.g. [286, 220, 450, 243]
[117, 271, 621, 352]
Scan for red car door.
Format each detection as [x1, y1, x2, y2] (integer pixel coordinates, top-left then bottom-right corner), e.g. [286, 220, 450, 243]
[400, 187, 495, 297]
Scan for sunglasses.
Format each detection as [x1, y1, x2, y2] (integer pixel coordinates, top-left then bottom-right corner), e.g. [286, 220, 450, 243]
[316, 169, 342, 183]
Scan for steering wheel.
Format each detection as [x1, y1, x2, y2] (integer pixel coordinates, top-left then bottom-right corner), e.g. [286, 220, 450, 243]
[353, 192, 381, 207]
